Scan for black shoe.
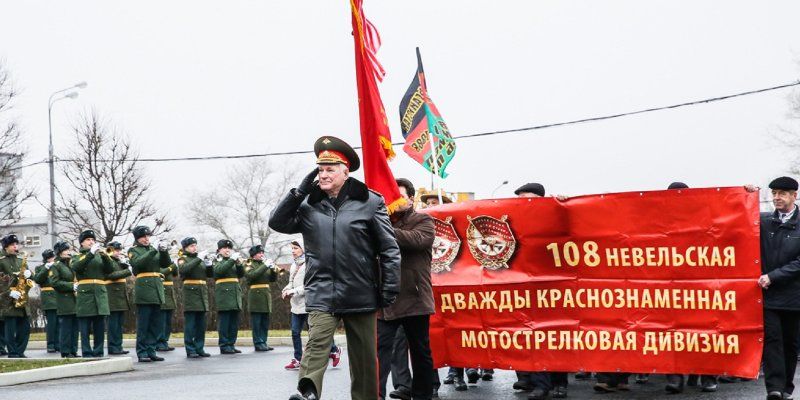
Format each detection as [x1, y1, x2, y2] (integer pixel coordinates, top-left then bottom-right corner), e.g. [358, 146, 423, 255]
[701, 382, 718, 392]
[768, 391, 784, 400]
[288, 391, 318, 400]
[513, 380, 534, 392]
[233, 348, 242, 353]
[528, 388, 548, 400]
[665, 383, 684, 394]
[687, 375, 700, 386]
[553, 385, 568, 398]
[389, 387, 412, 400]
[70, 353, 79, 358]
[255, 347, 267, 352]
[636, 374, 649, 384]
[156, 346, 175, 352]
[265, 346, 274, 351]
[187, 353, 200, 359]
[138, 357, 152, 362]
[455, 377, 468, 391]
[784, 392, 794, 400]
[443, 373, 456, 385]
[109, 350, 128, 355]
[0, 350, 7, 356]
[481, 369, 494, 381]
[466, 368, 480, 384]
[594, 383, 617, 393]
[47, 348, 58, 353]
[221, 348, 236, 354]
[199, 352, 211, 357]
[8, 354, 27, 358]
[575, 371, 593, 380]
[149, 355, 165, 361]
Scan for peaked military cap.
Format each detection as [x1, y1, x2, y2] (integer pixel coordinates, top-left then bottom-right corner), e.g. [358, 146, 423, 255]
[181, 237, 198, 249]
[42, 249, 55, 260]
[54, 241, 71, 255]
[514, 183, 546, 197]
[217, 239, 234, 250]
[249, 244, 265, 257]
[314, 136, 360, 172]
[668, 182, 689, 190]
[769, 176, 799, 191]
[107, 241, 123, 250]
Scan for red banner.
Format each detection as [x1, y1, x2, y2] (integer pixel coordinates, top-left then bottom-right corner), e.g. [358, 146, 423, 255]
[423, 187, 762, 378]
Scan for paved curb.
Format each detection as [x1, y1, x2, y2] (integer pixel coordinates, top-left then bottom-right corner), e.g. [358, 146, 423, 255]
[0, 357, 133, 387]
[26, 334, 347, 350]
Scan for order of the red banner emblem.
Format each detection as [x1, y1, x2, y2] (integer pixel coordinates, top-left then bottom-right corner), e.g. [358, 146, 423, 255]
[466, 215, 516, 270]
[431, 216, 461, 273]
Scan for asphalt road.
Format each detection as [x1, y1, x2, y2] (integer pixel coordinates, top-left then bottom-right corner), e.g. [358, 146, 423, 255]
[1, 345, 775, 400]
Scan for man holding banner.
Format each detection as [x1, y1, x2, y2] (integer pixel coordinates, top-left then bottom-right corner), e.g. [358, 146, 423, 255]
[759, 176, 800, 400]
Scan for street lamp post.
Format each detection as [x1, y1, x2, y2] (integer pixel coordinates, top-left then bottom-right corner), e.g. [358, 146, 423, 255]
[48, 81, 87, 246]
[491, 180, 509, 198]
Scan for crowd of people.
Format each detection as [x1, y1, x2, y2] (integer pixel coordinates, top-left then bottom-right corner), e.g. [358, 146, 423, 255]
[2, 135, 800, 400]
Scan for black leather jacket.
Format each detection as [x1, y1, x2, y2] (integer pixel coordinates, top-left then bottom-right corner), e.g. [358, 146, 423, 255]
[269, 178, 401, 313]
[761, 207, 800, 310]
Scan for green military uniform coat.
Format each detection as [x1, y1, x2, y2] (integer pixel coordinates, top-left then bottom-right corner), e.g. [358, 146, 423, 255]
[213, 257, 244, 311]
[244, 259, 277, 313]
[72, 249, 114, 317]
[128, 244, 171, 305]
[106, 257, 132, 312]
[160, 263, 178, 311]
[33, 263, 57, 311]
[0, 250, 26, 318]
[48, 257, 77, 316]
[179, 254, 211, 312]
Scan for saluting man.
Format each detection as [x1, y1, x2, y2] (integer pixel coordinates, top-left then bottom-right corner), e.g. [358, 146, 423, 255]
[214, 239, 245, 354]
[48, 241, 79, 358]
[156, 258, 178, 352]
[244, 244, 277, 352]
[105, 241, 132, 355]
[178, 237, 212, 358]
[128, 225, 172, 363]
[73, 229, 114, 358]
[0, 234, 32, 358]
[33, 249, 59, 353]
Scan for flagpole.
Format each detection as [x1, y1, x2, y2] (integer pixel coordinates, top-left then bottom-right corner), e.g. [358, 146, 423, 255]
[428, 129, 443, 204]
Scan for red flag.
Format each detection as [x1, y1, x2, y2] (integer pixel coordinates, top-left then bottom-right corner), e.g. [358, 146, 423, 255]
[350, 0, 406, 214]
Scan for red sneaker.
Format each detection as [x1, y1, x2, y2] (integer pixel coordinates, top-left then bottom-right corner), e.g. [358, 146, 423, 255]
[330, 347, 342, 367]
[284, 358, 300, 370]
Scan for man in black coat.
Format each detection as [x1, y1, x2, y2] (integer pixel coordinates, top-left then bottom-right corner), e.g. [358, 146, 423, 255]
[270, 136, 401, 400]
[759, 176, 800, 400]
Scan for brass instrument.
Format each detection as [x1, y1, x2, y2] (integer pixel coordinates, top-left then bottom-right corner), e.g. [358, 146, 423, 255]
[14, 253, 34, 308]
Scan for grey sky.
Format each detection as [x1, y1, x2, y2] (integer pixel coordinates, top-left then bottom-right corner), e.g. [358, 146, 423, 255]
[2, 1, 800, 240]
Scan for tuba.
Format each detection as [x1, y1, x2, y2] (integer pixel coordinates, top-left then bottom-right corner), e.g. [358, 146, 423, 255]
[14, 253, 34, 308]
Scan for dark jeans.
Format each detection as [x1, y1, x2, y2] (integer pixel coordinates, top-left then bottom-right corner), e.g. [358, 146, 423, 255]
[156, 309, 174, 349]
[107, 311, 125, 353]
[290, 312, 339, 361]
[79, 315, 106, 357]
[0, 319, 6, 353]
[58, 314, 79, 356]
[764, 308, 800, 394]
[3, 315, 30, 357]
[218, 310, 240, 351]
[378, 315, 434, 400]
[45, 309, 60, 351]
[379, 326, 412, 398]
[184, 311, 207, 355]
[251, 312, 270, 348]
[136, 304, 161, 358]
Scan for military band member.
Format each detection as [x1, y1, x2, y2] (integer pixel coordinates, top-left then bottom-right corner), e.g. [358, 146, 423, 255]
[156, 259, 178, 352]
[129, 225, 171, 362]
[106, 241, 132, 355]
[0, 234, 32, 358]
[178, 237, 212, 358]
[73, 229, 114, 357]
[244, 244, 277, 352]
[214, 239, 244, 354]
[33, 248, 59, 353]
[48, 241, 79, 358]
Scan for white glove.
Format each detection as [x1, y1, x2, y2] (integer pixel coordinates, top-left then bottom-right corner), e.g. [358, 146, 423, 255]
[9, 290, 21, 299]
[73, 282, 79, 291]
[198, 250, 209, 259]
[23, 269, 32, 278]
[90, 243, 101, 254]
[203, 259, 213, 267]
[45, 262, 54, 270]
[231, 252, 241, 261]
[265, 258, 274, 266]
[157, 240, 169, 251]
[118, 255, 130, 265]
[127, 264, 133, 272]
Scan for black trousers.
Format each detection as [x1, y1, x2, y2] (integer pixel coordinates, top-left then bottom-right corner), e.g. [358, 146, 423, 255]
[378, 315, 434, 400]
[764, 308, 800, 394]
[381, 325, 412, 395]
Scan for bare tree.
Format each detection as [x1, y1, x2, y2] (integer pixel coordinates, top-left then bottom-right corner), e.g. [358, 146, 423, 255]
[55, 111, 171, 243]
[0, 61, 35, 224]
[187, 158, 298, 258]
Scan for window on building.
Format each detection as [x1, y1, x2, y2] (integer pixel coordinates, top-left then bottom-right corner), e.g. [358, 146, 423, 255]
[24, 235, 41, 247]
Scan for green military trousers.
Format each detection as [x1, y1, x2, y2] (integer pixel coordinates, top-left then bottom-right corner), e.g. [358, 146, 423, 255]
[298, 311, 377, 400]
